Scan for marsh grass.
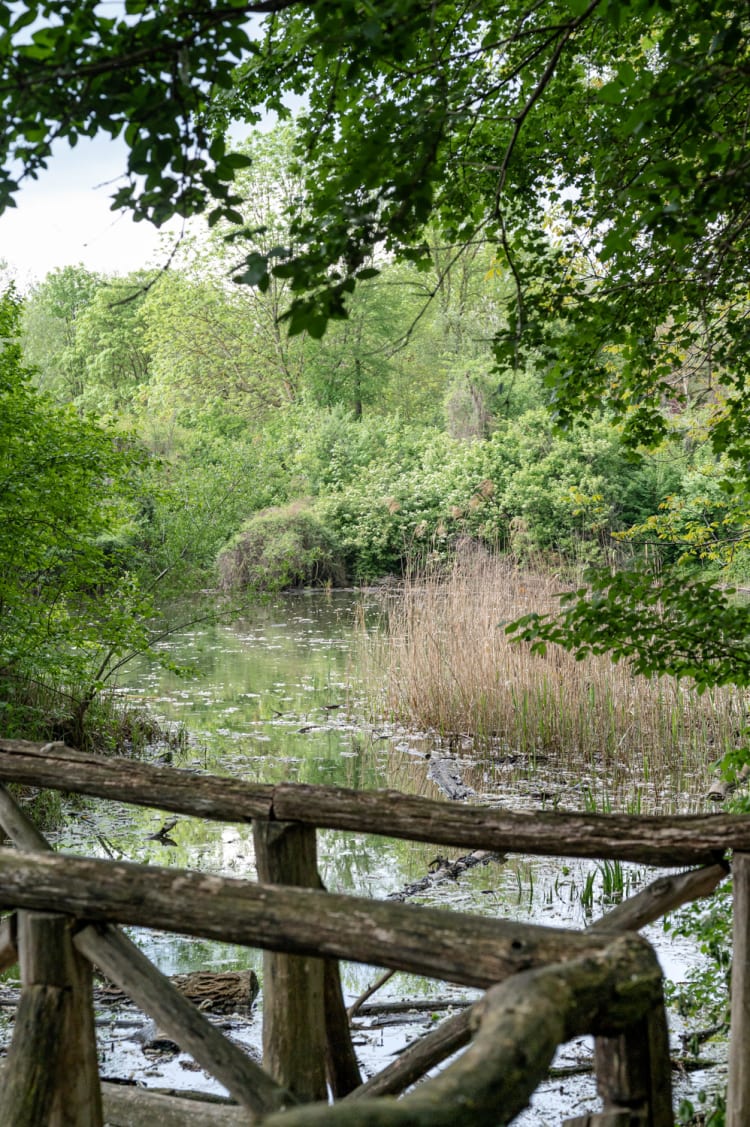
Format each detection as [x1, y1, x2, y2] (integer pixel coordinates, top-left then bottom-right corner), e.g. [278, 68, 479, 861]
[367, 546, 747, 791]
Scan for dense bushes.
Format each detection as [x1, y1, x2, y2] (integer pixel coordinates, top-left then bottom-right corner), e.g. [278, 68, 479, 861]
[208, 404, 692, 586]
[309, 412, 681, 581]
[16, 257, 733, 596]
[217, 503, 346, 590]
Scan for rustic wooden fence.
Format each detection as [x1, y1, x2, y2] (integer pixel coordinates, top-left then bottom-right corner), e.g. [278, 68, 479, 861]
[0, 737, 746, 1126]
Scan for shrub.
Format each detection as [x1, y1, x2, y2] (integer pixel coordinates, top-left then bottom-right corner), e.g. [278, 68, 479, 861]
[217, 503, 346, 591]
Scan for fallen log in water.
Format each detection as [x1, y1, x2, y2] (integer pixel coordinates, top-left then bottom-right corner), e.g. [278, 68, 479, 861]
[100, 1083, 251, 1126]
[354, 998, 472, 1017]
[426, 758, 476, 800]
[386, 850, 501, 902]
[95, 969, 260, 1014]
[707, 763, 750, 803]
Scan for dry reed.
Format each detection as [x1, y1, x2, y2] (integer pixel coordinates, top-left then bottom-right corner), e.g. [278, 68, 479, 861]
[367, 545, 747, 782]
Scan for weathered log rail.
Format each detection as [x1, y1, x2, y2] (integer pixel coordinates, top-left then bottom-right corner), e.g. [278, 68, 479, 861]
[0, 737, 743, 1125]
[0, 738, 747, 865]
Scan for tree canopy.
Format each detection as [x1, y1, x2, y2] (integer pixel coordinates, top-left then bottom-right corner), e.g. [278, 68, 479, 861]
[3, 0, 750, 687]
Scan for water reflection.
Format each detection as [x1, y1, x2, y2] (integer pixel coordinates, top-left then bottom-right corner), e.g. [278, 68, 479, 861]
[35, 590, 720, 1119]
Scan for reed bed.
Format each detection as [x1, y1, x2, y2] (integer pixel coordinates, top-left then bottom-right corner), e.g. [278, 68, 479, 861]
[367, 546, 748, 784]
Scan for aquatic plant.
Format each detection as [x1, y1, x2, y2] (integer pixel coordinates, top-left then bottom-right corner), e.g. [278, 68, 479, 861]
[369, 545, 746, 794]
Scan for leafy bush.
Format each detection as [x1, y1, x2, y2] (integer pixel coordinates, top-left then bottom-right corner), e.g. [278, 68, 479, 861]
[313, 411, 673, 580]
[217, 503, 346, 590]
[288, 404, 439, 495]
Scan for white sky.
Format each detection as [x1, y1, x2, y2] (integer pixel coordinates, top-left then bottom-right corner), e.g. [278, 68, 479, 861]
[0, 8, 282, 290]
[0, 135, 182, 289]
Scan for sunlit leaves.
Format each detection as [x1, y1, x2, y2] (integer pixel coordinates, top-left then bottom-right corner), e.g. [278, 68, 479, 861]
[508, 566, 750, 690]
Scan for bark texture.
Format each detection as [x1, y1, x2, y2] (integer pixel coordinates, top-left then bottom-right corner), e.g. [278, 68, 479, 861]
[254, 822, 328, 1102]
[728, 852, 750, 1126]
[261, 935, 664, 1126]
[0, 846, 618, 989]
[0, 740, 747, 865]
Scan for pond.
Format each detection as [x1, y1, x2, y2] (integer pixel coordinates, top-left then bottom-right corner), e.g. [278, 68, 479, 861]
[34, 591, 729, 1121]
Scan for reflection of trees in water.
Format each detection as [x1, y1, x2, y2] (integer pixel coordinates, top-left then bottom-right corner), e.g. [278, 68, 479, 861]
[87, 591, 702, 1014]
[120, 593, 370, 749]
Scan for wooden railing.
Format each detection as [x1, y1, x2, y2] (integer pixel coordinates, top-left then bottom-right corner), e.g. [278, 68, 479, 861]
[0, 737, 744, 1126]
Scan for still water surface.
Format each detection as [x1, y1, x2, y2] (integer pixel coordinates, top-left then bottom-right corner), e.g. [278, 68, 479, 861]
[45, 591, 724, 1120]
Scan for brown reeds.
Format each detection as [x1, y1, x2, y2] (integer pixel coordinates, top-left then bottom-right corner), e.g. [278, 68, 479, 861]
[367, 545, 747, 792]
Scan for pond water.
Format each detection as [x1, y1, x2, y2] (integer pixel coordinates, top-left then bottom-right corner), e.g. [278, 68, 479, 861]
[31, 591, 729, 1121]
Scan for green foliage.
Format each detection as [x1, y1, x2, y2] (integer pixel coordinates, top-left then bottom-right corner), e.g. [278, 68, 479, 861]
[311, 410, 673, 580]
[127, 425, 296, 600]
[140, 126, 311, 414]
[22, 265, 103, 401]
[139, 126, 438, 422]
[71, 276, 152, 413]
[509, 566, 750, 690]
[4, 0, 750, 688]
[142, 266, 302, 419]
[621, 453, 750, 576]
[665, 884, 732, 1034]
[676, 1092, 726, 1127]
[23, 267, 152, 414]
[0, 284, 155, 732]
[665, 883, 731, 1126]
[289, 407, 435, 495]
[0, 2, 254, 225]
[217, 503, 345, 592]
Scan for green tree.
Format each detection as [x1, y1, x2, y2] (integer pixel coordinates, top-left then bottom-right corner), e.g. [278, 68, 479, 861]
[72, 274, 153, 413]
[143, 123, 444, 422]
[3, 0, 750, 684]
[142, 268, 296, 420]
[22, 265, 103, 401]
[0, 284, 153, 738]
[22, 267, 152, 414]
[140, 125, 310, 419]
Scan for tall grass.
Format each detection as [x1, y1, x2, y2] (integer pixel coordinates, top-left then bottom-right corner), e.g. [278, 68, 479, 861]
[368, 546, 747, 783]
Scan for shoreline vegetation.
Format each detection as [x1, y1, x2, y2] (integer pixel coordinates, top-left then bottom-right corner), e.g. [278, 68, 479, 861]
[0, 673, 186, 758]
[0, 679, 186, 826]
[365, 545, 746, 804]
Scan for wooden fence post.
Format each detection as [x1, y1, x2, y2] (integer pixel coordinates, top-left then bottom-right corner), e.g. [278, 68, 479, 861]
[0, 910, 102, 1126]
[589, 1001, 672, 1126]
[566, 996, 672, 1127]
[253, 819, 362, 1098]
[728, 852, 750, 1125]
[254, 821, 329, 1102]
[0, 912, 16, 970]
